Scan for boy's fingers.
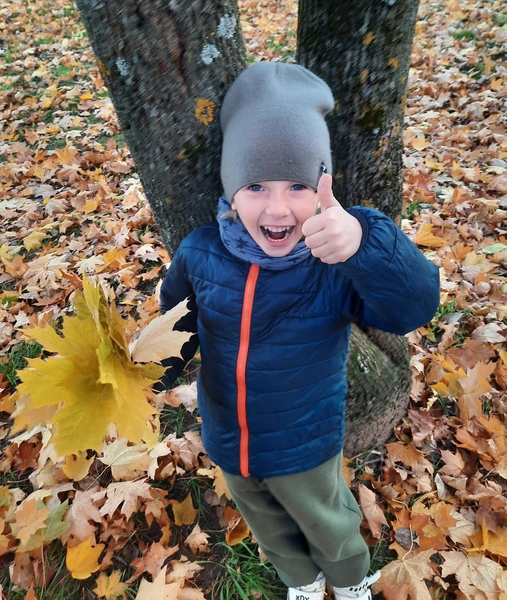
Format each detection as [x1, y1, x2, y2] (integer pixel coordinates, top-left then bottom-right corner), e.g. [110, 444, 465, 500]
[317, 173, 341, 212]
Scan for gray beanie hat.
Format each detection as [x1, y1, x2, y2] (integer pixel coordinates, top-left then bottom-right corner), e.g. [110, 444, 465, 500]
[220, 62, 334, 201]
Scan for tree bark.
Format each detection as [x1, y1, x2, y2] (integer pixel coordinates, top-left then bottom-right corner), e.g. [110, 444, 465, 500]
[344, 326, 412, 456]
[75, 0, 246, 258]
[297, 0, 420, 222]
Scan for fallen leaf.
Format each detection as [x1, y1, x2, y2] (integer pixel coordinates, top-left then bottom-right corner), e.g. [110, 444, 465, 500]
[358, 485, 387, 539]
[129, 299, 192, 363]
[441, 551, 503, 599]
[127, 542, 179, 583]
[170, 493, 198, 526]
[184, 524, 210, 555]
[414, 223, 446, 248]
[135, 567, 183, 600]
[471, 323, 505, 344]
[94, 571, 129, 599]
[381, 549, 435, 600]
[16, 277, 165, 454]
[66, 536, 105, 579]
[93, 479, 153, 520]
[224, 505, 249, 546]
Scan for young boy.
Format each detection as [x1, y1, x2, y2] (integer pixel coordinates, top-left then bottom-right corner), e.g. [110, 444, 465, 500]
[160, 62, 440, 600]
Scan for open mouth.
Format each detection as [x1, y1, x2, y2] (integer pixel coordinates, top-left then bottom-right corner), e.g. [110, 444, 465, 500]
[260, 225, 295, 243]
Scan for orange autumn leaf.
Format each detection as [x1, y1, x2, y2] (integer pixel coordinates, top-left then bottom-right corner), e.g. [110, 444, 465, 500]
[127, 542, 179, 583]
[385, 442, 434, 476]
[224, 506, 250, 546]
[10, 498, 49, 547]
[414, 223, 446, 248]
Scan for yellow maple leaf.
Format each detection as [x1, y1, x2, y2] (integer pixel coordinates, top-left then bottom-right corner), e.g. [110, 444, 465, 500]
[66, 536, 105, 579]
[170, 493, 198, 526]
[15, 277, 165, 454]
[23, 231, 47, 252]
[94, 571, 129, 599]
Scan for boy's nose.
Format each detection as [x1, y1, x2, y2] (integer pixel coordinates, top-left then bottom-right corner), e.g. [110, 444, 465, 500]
[265, 193, 290, 217]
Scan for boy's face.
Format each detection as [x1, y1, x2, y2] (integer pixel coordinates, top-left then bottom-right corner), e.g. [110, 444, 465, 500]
[232, 181, 319, 257]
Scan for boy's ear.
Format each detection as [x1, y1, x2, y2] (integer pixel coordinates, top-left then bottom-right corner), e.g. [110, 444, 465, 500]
[231, 199, 236, 210]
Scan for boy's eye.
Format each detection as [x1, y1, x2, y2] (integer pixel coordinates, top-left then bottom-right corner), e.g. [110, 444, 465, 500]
[248, 184, 263, 192]
[291, 184, 307, 191]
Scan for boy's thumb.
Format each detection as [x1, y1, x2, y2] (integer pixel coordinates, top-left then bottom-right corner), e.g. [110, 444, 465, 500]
[317, 173, 340, 211]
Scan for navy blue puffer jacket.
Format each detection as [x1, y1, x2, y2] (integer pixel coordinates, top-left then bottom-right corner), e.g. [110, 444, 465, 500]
[160, 207, 439, 478]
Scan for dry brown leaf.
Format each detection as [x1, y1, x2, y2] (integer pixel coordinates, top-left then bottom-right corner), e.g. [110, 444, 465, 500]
[385, 442, 434, 476]
[224, 505, 250, 546]
[358, 484, 387, 539]
[184, 524, 210, 555]
[441, 551, 503, 599]
[166, 558, 203, 583]
[135, 567, 183, 600]
[93, 480, 153, 520]
[381, 549, 435, 599]
[130, 299, 192, 363]
[128, 542, 179, 583]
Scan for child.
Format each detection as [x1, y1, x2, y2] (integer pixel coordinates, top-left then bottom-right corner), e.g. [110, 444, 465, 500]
[160, 62, 439, 600]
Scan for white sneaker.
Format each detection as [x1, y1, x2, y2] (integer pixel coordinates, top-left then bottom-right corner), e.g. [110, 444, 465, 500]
[287, 572, 326, 600]
[333, 571, 381, 599]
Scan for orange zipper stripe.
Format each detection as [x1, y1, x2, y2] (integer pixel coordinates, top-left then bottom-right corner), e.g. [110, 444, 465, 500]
[236, 263, 260, 477]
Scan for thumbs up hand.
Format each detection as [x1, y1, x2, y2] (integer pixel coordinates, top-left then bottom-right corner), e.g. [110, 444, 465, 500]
[302, 174, 363, 264]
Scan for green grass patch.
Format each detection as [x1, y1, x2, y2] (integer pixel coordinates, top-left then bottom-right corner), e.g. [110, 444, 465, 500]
[368, 526, 396, 573]
[36, 36, 56, 46]
[404, 199, 421, 218]
[492, 13, 507, 26]
[449, 29, 475, 41]
[114, 132, 126, 148]
[46, 138, 68, 150]
[2, 49, 14, 64]
[40, 108, 56, 123]
[0, 340, 43, 387]
[160, 404, 199, 438]
[210, 540, 286, 600]
[53, 65, 74, 78]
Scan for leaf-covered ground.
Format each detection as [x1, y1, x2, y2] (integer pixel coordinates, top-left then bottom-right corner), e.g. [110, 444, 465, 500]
[1, 0, 507, 598]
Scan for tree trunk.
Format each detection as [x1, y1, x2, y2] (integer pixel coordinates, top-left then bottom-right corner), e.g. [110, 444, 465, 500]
[344, 326, 412, 456]
[75, 0, 246, 258]
[75, 0, 420, 456]
[297, 0, 420, 222]
[297, 0, 420, 455]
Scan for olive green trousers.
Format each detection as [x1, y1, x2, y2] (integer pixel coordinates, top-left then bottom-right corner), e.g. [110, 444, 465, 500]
[222, 453, 370, 588]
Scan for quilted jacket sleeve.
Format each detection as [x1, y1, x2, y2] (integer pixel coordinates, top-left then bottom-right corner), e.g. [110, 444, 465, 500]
[336, 206, 440, 335]
[157, 245, 199, 389]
